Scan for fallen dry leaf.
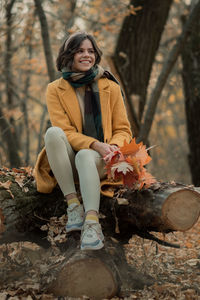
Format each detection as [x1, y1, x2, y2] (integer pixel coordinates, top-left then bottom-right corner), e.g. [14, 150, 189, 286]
[0, 180, 12, 189]
[104, 138, 156, 190]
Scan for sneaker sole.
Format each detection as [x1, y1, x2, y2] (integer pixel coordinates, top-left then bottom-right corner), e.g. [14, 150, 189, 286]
[81, 239, 104, 250]
[66, 222, 83, 233]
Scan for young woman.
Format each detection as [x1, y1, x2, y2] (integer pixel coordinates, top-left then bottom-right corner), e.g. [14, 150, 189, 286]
[34, 31, 132, 250]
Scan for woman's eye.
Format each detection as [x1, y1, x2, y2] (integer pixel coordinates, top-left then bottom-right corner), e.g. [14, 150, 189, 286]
[76, 49, 95, 54]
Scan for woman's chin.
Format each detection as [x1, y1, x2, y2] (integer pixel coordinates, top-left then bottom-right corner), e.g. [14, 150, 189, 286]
[73, 63, 94, 72]
[79, 66, 92, 72]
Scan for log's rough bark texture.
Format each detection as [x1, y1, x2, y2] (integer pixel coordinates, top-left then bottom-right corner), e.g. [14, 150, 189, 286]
[181, 8, 200, 186]
[47, 236, 153, 299]
[0, 233, 153, 299]
[0, 170, 200, 244]
[0, 169, 200, 298]
[99, 183, 200, 244]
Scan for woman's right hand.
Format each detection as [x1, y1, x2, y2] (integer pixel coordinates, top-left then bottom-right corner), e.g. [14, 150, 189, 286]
[90, 141, 118, 157]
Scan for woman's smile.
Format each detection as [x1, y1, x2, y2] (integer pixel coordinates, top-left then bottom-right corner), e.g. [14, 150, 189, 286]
[72, 39, 96, 72]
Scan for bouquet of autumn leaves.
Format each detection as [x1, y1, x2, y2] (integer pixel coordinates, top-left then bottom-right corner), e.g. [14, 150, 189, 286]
[103, 138, 156, 190]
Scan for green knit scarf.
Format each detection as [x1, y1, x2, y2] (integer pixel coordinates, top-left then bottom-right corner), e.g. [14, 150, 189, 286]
[62, 65, 120, 142]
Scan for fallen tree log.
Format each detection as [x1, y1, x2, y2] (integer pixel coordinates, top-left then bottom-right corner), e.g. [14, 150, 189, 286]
[0, 168, 200, 298]
[0, 235, 153, 299]
[0, 168, 200, 243]
[47, 235, 153, 299]
[100, 181, 200, 242]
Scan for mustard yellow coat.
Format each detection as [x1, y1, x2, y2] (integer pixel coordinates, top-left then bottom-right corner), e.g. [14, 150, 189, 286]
[34, 77, 132, 193]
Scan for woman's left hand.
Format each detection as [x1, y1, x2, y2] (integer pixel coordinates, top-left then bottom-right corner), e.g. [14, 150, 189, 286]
[90, 141, 119, 157]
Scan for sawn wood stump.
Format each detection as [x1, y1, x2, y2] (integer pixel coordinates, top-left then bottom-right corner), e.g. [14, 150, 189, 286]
[0, 168, 200, 299]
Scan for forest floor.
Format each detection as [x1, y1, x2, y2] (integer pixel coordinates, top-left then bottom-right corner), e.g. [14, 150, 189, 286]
[0, 216, 199, 300]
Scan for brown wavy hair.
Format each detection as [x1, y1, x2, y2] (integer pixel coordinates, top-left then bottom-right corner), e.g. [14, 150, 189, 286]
[56, 31, 103, 71]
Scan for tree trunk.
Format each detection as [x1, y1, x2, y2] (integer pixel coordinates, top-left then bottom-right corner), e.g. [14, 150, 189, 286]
[2, 0, 22, 167]
[34, 0, 56, 82]
[0, 169, 199, 244]
[0, 104, 21, 168]
[114, 0, 173, 125]
[47, 235, 153, 299]
[21, 15, 36, 165]
[0, 232, 153, 299]
[181, 5, 200, 186]
[139, 0, 200, 144]
[33, 0, 56, 155]
[0, 168, 199, 298]
[100, 182, 200, 243]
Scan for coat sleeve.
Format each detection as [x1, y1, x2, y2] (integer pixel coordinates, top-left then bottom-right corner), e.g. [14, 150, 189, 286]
[46, 83, 98, 151]
[109, 82, 132, 147]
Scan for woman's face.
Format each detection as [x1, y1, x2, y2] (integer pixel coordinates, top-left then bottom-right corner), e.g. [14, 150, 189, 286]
[72, 39, 96, 72]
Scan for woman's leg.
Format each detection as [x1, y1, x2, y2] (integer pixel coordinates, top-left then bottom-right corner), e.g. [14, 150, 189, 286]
[44, 126, 77, 196]
[75, 149, 106, 250]
[75, 149, 106, 213]
[44, 127, 84, 231]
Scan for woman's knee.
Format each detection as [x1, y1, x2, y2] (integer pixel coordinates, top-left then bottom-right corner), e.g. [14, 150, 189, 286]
[44, 127, 65, 145]
[75, 149, 97, 168]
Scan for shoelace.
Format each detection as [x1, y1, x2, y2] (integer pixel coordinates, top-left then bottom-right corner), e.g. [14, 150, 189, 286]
[68, 205, 81, 222]
[81, 223, 101, 241]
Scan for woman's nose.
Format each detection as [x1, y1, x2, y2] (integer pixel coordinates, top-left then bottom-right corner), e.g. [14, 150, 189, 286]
[83, 51, 90, 57]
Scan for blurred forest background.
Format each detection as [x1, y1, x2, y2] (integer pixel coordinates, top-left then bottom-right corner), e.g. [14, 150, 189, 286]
[0, 0, 200, 185]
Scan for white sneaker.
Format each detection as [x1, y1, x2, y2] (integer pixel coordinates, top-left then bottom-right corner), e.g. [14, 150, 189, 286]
[66, 204, 84, 232]
[81, 221, 104, 250]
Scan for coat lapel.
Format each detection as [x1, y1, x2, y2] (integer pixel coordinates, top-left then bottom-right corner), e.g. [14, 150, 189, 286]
[98, 79, 110, 136]
[57, 78, 83, 132]
[57, 77, 110, 136]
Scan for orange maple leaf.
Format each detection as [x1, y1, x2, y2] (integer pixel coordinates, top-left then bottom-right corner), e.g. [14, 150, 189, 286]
[120, 138, 143, 156]
[122, 171, 139, 189]
[140, 168, 157, 188]
[135, 145, 152, 165]
[126, 156, 141, 176]
[104, 138, 156, 190]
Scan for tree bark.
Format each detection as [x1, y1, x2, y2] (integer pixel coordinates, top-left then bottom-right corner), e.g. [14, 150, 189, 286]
[0, 169, 199, 245]
[33, 0, 56, 156]
[114, 0, 173, 125]
[21, 15, 36, 165]
[5, 0, 16, 108]
[181, 4, 200, 186]
[0, 169, 199, 298]
[100, 182, 200, 244]
[0, 103, 21, 169]
[0, 232, 153, 299]
[34, 0, 56, 82]
[139, 0, 200, 144]
[2, 0, 22, 167]
[47, 235, 153, 299]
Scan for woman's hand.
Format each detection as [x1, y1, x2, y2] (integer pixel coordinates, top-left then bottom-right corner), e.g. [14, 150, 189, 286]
[90, 141, 118, 157]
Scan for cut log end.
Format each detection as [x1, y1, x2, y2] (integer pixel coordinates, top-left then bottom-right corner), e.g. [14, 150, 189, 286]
[162, 189, 200, 231]
[49, 257, 118, 299]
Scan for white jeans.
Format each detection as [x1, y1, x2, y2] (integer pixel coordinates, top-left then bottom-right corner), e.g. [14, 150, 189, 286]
[44, 127, 106, 212]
